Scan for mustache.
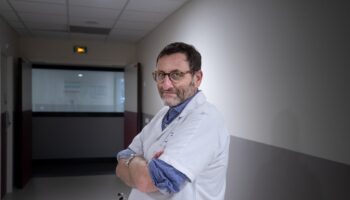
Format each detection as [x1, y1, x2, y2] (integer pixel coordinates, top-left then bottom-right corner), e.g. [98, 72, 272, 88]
[160, 89, 177, 93]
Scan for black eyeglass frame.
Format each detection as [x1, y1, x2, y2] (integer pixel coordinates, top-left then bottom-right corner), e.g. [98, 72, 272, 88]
[152, 70, 193, 82]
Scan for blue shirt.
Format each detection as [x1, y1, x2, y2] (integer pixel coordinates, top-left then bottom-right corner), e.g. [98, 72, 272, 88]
[161, 92, 197, 130]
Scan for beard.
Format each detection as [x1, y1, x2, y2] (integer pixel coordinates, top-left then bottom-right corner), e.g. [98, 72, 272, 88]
[160, 89, 182, 107]
[159, 81, 196, 107]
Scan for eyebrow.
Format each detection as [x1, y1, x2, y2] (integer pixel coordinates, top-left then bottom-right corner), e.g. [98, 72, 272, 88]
[157, 70, 182, 73]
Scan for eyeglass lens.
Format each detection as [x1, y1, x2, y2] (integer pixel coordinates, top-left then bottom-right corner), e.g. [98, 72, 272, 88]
[153, 70, 191, 82]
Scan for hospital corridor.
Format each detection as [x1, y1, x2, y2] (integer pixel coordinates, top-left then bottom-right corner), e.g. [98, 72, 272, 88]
[1, 0, 349, 200]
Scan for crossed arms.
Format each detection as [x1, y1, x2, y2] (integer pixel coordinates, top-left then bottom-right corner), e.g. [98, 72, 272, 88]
[116, 148, 188, 194]
[116, 156, 158, 193]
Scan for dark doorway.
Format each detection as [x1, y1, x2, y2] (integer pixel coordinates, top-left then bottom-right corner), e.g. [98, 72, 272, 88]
[14, 58, 32, 188]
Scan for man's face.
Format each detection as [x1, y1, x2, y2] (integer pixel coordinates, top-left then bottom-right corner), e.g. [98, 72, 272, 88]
[155, 53, 202, 107]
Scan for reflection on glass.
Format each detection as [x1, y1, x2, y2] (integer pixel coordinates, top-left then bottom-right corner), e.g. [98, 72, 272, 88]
[32, 68, 125, 112]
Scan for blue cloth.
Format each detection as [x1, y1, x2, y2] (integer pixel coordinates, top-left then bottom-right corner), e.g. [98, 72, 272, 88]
[148, 159, 189, 194]
[116, 148, 188, 194]
[161, 91, 199, 130]
[116, 148, 135, 160]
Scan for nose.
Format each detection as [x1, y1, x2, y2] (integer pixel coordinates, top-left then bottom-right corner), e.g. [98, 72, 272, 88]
[160, 75, 173, 90]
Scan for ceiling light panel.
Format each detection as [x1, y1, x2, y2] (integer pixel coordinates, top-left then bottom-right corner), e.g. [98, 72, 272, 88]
[69, 25, 111, 35]
[69, 0, 128, 10]
[70, 17, 115, 28]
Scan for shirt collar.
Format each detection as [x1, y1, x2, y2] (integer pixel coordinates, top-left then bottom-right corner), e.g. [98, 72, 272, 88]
[169, 90, 199, 114]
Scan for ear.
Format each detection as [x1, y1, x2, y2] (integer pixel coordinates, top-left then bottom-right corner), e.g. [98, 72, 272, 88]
[193, 70, 203, 88]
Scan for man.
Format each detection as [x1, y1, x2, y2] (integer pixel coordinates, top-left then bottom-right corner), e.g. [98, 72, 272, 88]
[116, 42, 230, 200]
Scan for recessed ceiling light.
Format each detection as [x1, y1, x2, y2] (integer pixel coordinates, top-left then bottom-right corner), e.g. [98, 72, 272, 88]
[78, 73, 83, 77]
[70, 25, 111, 35]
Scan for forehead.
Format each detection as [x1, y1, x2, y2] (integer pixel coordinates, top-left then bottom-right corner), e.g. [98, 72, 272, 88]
[156, 53, 189, 71]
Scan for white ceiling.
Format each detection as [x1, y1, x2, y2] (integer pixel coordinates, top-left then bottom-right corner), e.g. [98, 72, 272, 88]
[0, 0, 189, 43]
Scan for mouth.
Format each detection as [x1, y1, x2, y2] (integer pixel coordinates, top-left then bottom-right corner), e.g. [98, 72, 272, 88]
[159, 90, 181, 106]
[161, 91, 178, 100]
[161, 89, 176, 95]
[162, 92, 176, 97]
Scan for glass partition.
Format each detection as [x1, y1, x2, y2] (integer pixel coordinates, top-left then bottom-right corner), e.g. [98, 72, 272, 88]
[32, 68, 124, 113]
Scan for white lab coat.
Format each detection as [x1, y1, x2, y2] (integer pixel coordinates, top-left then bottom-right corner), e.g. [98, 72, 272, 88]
[128, 91, 230, 200]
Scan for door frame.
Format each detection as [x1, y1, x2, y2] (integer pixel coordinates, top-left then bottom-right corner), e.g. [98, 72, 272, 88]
[123, 63, 142, 148]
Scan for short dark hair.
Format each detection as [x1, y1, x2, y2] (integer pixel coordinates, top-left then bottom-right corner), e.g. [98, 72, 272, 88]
[156, 42, 201, 72]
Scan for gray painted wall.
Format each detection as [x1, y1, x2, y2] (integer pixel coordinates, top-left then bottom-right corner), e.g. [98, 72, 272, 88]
[142, 113, 350, 199]
[32, 117, 124, 159]
[225, 136, 350, 200]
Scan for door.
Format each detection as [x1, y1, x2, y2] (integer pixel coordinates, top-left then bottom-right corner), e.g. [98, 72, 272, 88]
[14, 58, 32, 188]
[124, 63, 142, 148]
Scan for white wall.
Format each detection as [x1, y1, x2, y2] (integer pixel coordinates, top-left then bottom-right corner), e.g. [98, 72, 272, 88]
[20, 37, 136, 66]
[137, 0, 350, 165]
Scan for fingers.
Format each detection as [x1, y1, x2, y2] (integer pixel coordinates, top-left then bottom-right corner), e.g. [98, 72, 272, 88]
[153, 150, 164, 159]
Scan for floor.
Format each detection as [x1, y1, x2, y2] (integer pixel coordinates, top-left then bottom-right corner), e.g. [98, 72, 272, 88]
[4, 175, 131, 200]
[4, 161, 131, 200]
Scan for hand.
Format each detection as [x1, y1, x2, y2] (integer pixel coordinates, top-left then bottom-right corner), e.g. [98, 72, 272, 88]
[153, 149, 164, 159]
[116, 159, 134, 187]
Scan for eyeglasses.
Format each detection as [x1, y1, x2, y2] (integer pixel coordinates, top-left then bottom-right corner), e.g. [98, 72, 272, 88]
[152, 70, 192, 82]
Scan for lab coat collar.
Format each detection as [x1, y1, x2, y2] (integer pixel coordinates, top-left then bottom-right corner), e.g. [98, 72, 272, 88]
[178, 91, 206, 119]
